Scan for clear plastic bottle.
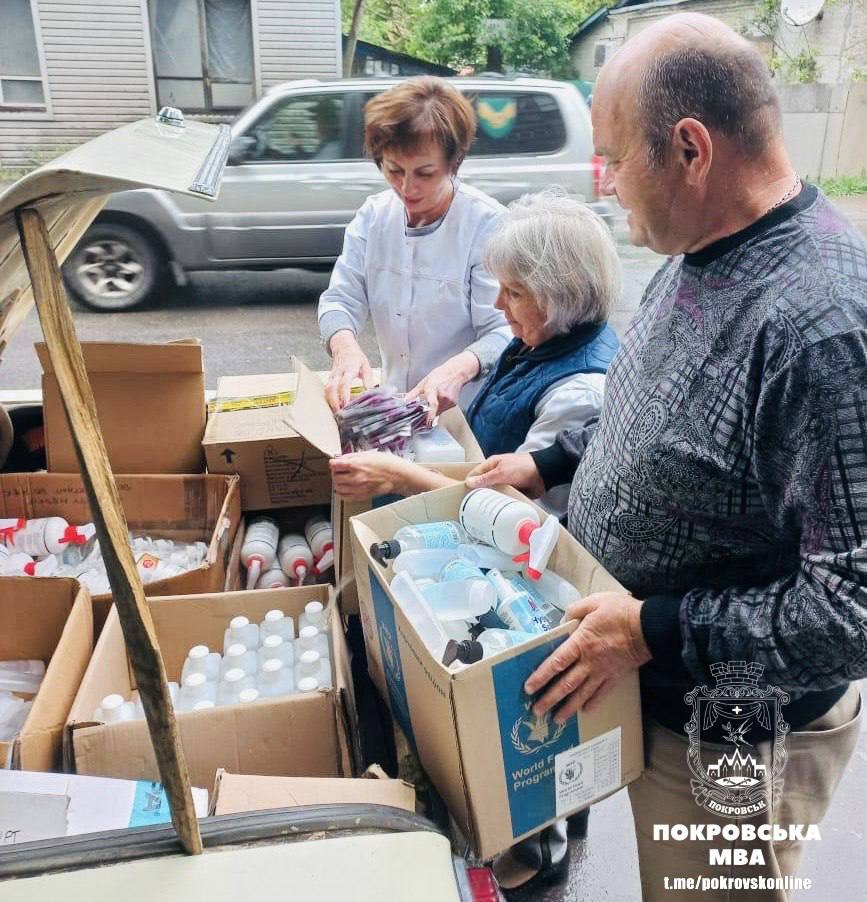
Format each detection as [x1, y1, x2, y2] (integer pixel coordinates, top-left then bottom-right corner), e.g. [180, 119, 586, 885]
[0, 659, 45, 695]
[260, 609, 295, 642]
[220, 643, 258, 678]
[442, 619, 473, 643]
[241, 516, 279, 590]
[439, 558, 486, 583]
[257, 634, 295, 670]
[238, 688, 260, 705]
[255, 566, 290, 589]
[503, 572, 568, 625]
[296, 625, 329, 659]
[420, 579, 496, 621]
[392, 548, 459, 579]
[456, 543, 516, 572]
[293, 649, 332, 689]
[515, 569, 581, 612]
[305, 515, 335, 576]
[192, 699, 216, 712]
[223, 615, 260, 653]
[177, 673, 218, 711]
[277, 534, 314, 586]
[370, 521, 467, 564]
[389, 571, 450, 660]
[217, 668, 256, 706]
[94, 693, 136, 723]
[442, 628, 539, 665]
[486, 569, 549, 635]
[181, 645, 221, 684]
[296, 676, 319, 694]
[259, 658, 296, 698]
[299, 600, 328, 634]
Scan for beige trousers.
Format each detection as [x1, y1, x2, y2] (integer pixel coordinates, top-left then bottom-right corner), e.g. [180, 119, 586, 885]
[628, 683, 862, 902]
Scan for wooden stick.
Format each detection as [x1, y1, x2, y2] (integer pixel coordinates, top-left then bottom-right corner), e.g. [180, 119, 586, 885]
[16, 206, 202, 856]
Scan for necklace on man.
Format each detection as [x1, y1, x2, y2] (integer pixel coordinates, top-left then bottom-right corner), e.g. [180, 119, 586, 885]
[765, 174, 801, 217]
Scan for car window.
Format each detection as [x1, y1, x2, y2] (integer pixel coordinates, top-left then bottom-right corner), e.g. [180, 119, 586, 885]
[466, 92, 567, 156]
[246, 93, 348, 162]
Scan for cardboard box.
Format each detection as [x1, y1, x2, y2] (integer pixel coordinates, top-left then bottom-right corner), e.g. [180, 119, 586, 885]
[212, 769, 415, 816]
[349, 484, 644, 859]
[36, 340, 206, 474]
[0, 578, 93, 772]
[203, 359, 341, 511]
[0, 770, 208, 843]
[67, 587, 356, 790]
[0, 473, 241, 634]
[333, 407, 484, 616]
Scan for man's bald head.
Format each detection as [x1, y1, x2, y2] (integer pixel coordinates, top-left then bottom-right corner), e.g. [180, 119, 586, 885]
[598, 13, 781, 166]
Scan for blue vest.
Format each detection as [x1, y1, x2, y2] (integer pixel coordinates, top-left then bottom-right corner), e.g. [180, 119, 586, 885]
[466, 322, 619, 457]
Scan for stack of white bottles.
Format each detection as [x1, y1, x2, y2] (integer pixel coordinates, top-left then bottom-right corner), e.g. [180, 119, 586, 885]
[0, 659, 45, 741]
[91, 602, 332, 722]
[370, 489, 578, 668]
[241, 514, 334, 591]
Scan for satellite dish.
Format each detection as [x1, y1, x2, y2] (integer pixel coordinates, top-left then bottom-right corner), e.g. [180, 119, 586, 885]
[781, 0, 825, 26]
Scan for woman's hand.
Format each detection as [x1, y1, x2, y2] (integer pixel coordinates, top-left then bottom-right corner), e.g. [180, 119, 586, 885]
[466, 453, 546, 499]
[325, 331, 375, 411]
[330, 451, 417, 501]
[407, 351, 480, 422]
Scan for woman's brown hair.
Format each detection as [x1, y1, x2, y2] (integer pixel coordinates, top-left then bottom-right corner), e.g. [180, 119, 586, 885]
[364, 76, 476, 173]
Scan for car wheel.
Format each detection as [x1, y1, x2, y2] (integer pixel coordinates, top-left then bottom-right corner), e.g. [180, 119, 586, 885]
[63, 223, 162, 312]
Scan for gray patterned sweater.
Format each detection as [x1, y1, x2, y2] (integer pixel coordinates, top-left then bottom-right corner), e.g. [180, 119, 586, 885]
[534, 185, 867, 731]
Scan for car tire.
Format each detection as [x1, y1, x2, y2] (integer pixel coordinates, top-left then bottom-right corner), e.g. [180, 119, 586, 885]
[63, 223, 162, 312]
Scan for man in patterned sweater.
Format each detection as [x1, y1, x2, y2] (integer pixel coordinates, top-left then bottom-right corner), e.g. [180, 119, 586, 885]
[467, 13, 865, 899]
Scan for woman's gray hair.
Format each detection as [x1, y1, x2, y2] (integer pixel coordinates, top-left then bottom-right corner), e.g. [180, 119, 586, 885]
[483, 189, 621, 334]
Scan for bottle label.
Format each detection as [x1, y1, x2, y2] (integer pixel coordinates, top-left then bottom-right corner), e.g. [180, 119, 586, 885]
[415, 522, 464, 549]
[459, 489, 535, 550]
[499, 596, 548, 635]
[440, 559, 484, 582]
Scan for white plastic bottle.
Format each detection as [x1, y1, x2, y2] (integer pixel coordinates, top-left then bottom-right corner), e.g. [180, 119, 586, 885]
[0, 546, 56, 577]
[299, 600, 328, 634]
[258, 634, 295, 670]
[277, 534, 314, 586]
[411, 427, 466, 463]
[421, 579, 496, 621]
[370, 521, 468, 564]
[305, 515, 335, 576]
[217, 668, 256, 706]
[223, 615, 260, 653]
[259, 658, 296, 698]
[297, 676, 319, 694]
[458, 490, 559, 579]
[296, 625, 329, 660]
[220, 643, 258, 678]
[238, 688, 260, 705]
[181, 645, 221, 684]
[392, 548, 459, 579]
[456, 543, 516, 572]
[255, 566, 290, 589]
[6, 518, 96, 558]
[294, 649, 332, 689]
[242, 517, 279, 590]
[486, 569, 549, 635]
[94, 693, 136, 723]
[192, 699, 216, 712]
[177, 673, 218, 712]
[389, 571, 450, 661]
[259, 609, 295, 642]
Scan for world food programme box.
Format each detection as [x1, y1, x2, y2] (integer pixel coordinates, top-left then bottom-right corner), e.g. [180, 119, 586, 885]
[350, 483, 644, 859]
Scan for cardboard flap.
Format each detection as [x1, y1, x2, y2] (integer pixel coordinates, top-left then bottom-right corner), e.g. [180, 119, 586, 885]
[35, 340, 203, 375]
[282, 357, 342, 458]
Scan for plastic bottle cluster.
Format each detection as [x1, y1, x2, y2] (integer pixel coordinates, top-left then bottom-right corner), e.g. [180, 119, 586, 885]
[0, 659, 45, 741]
[370, 489, 580, 667]
[0, 516, 208, 594]
[242, 514, 334, 591]
[92, 602, 332, 722]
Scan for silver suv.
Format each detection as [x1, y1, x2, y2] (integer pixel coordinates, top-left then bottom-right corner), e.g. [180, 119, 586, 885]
[63, 76, 607, 311]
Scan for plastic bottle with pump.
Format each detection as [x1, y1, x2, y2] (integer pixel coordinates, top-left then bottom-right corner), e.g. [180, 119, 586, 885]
[442, 628, 540, 666]
[294, 649, 332, 689]
[241, 517, 279, 590]
[458, 489, 558, 579]
[389, 571, 451, 661]
[296, 625, 329, 660]
[259, 609, 295, 642]
[370, 521, 468, 564]
[277, 533, 314, 586]
[255, 566, 290, 589]
[299, 600, 328, 634]
[177, 673, 218, 711]
[220, 643, 258, 678]
[217, 668, 256, 706]
[258, 634, 295, 670]
[486, 569, 549, 635]
[420, 580, 497, 621]
[223, 615, 260, 653]
[259, 658, 296, 698]
[392, 548, 459, 579]
[305, 515, 335, 577]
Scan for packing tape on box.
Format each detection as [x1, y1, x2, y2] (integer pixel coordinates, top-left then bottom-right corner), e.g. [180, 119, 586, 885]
[207, 391, 296, 414]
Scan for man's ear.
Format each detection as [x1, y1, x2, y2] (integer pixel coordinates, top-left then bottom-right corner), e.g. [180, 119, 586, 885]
[672, 117, 712, 185]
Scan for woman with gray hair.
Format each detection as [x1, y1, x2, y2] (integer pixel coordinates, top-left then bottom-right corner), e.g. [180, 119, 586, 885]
[330, 190, 621, 518]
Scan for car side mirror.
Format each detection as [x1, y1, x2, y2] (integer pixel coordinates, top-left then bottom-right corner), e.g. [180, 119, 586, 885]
[228, 135, 256, 165]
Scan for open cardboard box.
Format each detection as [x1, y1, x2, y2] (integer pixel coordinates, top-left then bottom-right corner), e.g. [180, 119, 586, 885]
[36, 339, 206, 475]
[349, 483, 644, 860]
[0, 577, 93, 772]
[66, 586, 356, 790]
[334, 406, 484, 616]
[0, 473, 241, 634]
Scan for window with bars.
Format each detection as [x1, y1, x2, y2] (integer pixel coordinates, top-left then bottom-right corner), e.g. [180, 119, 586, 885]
[0, 0, 47, 111]
[148, 0, 255, 113]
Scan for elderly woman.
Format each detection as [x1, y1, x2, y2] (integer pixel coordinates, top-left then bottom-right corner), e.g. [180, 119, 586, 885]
[319, 76, 510, 413]
[330, 191, 621, 518]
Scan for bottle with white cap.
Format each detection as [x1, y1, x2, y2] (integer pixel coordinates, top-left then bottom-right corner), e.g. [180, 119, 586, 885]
[294, 649, 331, 689]
[258, 658, 295, 698]
[241, 516, 279, 590]
[420, 579, 497, 621]
[277, 534, 314, 587]
[177, 673, 218, 711]
[258, 633, 295, 669]
[6, 517, 96, 558]
[259, 608, 295, 642]
[238, 688, 260, 705]
[296, 676, 319, 694]
[223, 615, 260, 653]
[94, 693, 137, 723]
[486, 569, 549, 635]
[296, 625, 329, 660]
[181, 645, 221, 683]
[458, 489, 559, 580]
[298, 600, 328, 634]
[220, 643, 258, 678]
[191, 699, 216, 712]
[217, 668, 256, 706]
[304, 515, 334, 577]
[255, 566, 290, 589]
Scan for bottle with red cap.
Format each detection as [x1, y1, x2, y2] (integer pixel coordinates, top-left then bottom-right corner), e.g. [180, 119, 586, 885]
[5, 517, 96, 559]
[241, 516, 279, 590]
[304, 514, 334, 577]
[277, 533, 314, 586]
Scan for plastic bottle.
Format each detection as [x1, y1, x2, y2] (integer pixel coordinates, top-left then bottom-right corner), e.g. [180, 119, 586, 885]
[242, 516, 279, 590]
[299, 600, 328, 634]
[255, 566, 290, 589]
[238, 688, 260, 705]
[6, 518, 96, 558]
[223, 615, 260, 653]
[259, 658, 296, 698]
[389, 571, 450, 661]
[293, 649, 332, 689]
[259, 609, 295, 642]
[296, 625, 329, 659]
[515, 569, 581, 612]
[442, 628, 540, 665]
[411, 427, 466, 463]
[305, 515, 335, 576]
[297, 677, 319, 694]
[458, 489, 559, 579]
[0, 696, 31, 741]
[456, 543, 516, 572]
[192, 699, 216, 712]
[181, 645, 222, 684]
[442, 619, 473, 643]
[486, 569, 549, 635]
[421, 579, 497, 621]
[220, 643, 258, 678]
[94, 693, 136, 723]
[440, 558, 486, 583]
[258, 634, 295, 670]
[503, 572, 571, 625]
[217, 668, 256, 706]
[370, 521, 468, 564]
[0, 546, 56, 577]
[392, 548, 459, 579]
[277, 533, 314, 586]
[177, 673, 218, 711]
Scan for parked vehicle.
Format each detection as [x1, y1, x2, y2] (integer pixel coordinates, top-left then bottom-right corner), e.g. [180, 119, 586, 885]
[62, 77, 609, 311]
